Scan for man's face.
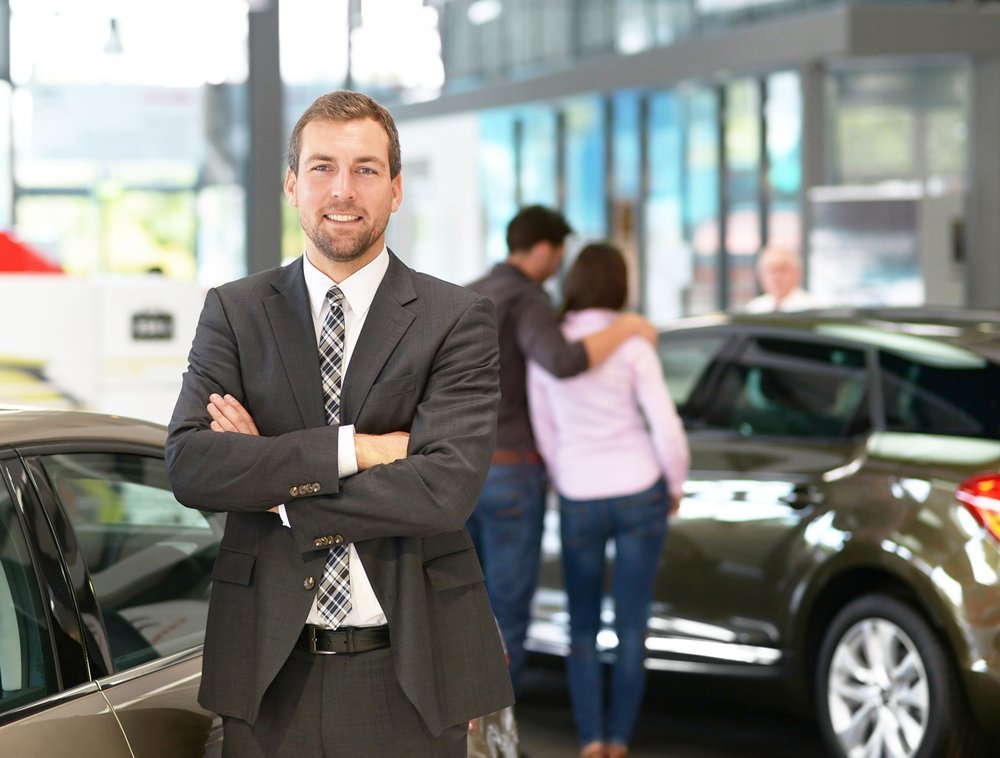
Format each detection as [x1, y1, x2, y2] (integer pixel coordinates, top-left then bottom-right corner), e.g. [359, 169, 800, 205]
[759, 255, 800, 300]
[284, 118, 402, 270]
[541, 242, 565, 282]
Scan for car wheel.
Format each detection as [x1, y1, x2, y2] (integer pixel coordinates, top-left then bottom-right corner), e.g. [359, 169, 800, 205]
[815, 594, 967, 758]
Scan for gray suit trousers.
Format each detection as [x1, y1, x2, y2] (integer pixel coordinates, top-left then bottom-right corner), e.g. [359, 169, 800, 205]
[222, 646, 467, 757]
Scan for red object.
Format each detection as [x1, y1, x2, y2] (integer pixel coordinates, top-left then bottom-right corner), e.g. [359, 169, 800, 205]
[0, 230, 63, 273]
[956, 472, 1000, 542]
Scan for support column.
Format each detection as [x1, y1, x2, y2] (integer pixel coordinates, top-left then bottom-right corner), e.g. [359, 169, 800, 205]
[798, 60, 826, 274]
[246, 0, 283, 275]
[966, 57, 1000, 309]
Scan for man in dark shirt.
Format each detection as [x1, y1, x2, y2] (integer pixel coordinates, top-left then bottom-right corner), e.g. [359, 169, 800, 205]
[467, 205, 655, 693]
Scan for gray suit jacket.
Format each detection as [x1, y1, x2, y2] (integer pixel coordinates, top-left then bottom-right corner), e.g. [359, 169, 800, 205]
[165, 253, 513, 735]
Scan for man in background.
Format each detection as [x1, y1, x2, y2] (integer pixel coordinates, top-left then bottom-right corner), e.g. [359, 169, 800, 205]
[467, 205, 655, 694]
[745, 245, 820, 312]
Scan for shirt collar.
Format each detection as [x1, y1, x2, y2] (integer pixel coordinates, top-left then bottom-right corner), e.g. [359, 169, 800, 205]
[303, 248, 389, 321]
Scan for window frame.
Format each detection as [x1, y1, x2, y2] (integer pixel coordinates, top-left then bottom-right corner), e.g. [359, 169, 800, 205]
[0, 452, 85, 720]
[25, 445, 220, 681]
[7, 438, 217, 697]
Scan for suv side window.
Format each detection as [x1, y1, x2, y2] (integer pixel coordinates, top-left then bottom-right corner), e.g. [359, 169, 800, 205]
[702, 337, 869, 438]
[659, 332, 731, 408]
[879, 351, 1000, 439]
[40, 453, 222, 672]
[0, 480, 58, 714]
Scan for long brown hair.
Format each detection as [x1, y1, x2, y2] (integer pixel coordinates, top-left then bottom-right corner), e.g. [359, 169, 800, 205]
[561, 242, 628, 316]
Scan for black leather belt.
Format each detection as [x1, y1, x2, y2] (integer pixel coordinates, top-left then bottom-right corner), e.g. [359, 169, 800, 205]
[296, 624, 390, 655]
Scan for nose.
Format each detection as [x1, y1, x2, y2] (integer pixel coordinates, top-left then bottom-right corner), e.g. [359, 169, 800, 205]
[330, 170, 355, 200]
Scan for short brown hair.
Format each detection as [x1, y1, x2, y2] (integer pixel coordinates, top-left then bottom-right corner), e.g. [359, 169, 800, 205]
[506, 205, 573, 254]
[287, 90, 401, 178]
[562, 242, 628, 314]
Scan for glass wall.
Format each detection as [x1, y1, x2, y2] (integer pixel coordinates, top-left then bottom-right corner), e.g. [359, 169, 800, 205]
[479, 109, 520, 264]
[724, 79, 762, 310]
[8, 0, 248, 283]
[810, 61, 970, 306]
[765, 70, 803, 253]
[684, 88, 721, 314]
[644, 91, 688, 324]
[476, 71, 807, 322]
[563, 95, 607, 244]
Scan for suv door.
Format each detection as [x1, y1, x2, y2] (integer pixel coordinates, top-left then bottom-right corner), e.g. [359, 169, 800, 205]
[654, 331, 872, 671]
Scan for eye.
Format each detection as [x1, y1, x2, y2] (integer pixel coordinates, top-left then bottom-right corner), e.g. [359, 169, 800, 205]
[357, 166, 376, 175]
[312, 164, 331, 172]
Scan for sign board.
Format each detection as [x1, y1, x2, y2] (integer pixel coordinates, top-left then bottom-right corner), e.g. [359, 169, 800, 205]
[27, 85, 204, 163]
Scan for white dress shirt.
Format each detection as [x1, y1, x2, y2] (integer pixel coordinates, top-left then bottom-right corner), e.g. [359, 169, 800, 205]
[744, 287, 820, 313]
[279, 249, 390, 628]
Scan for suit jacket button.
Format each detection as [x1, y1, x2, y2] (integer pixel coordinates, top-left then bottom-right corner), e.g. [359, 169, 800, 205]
[303, 577, 315, 590]
[333, 534, 345, 545]
[311, 483, 321, 493]
[314, 537, 327, 547]
[290, 486, 299, 497]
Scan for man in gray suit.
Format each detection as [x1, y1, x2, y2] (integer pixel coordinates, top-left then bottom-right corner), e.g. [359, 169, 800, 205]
[166, 90, 512, 757]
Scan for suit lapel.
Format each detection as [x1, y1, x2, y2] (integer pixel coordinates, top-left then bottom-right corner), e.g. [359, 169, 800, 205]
[340, 252, 416, 424]
[263, 258, 326, 428]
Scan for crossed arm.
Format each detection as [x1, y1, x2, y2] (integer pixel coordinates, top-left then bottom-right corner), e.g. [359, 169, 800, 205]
[206, 392, 410, 471]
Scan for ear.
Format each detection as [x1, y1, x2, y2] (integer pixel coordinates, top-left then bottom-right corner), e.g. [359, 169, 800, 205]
[390, 172, 402, 212]
[283, 167, 298, 207]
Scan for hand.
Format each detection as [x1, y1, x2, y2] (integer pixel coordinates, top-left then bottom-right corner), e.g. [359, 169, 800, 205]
[618, 312, 658, 346]
[207, 394, 278, 513]
[355, 431, 410, 471]
[669, 495, 681, 517]
[207, 393, 259, 436]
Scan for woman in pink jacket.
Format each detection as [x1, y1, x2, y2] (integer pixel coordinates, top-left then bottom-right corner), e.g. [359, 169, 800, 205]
[528, 243, 689, 758]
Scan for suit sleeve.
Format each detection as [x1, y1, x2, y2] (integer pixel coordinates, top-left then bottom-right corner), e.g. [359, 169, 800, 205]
[165, 287, 342, 512]
[284, 295, 500, 550]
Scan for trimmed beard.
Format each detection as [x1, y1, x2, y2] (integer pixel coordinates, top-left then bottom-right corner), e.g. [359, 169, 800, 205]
[308, 223, 381, 264]
[299, 214, 389, 263]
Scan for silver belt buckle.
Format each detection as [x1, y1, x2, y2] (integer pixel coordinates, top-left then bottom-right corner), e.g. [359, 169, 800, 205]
[307, 626, 339, 655]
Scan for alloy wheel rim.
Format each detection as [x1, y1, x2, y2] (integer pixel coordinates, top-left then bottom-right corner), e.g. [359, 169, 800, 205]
[827, 617, 929, 758]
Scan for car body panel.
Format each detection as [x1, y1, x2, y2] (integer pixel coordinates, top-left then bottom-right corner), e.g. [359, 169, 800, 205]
[0, 685, 132, 758]
[99, 654, 222, 757]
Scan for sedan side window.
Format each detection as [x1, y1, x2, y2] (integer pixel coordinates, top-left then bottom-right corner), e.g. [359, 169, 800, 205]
[703, 338, 869, 439]
[40, 453, 222, 672]
[0, 483, 58, 714]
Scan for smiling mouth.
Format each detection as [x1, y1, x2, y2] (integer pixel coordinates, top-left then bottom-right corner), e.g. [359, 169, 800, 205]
[325, 213, 362, 223]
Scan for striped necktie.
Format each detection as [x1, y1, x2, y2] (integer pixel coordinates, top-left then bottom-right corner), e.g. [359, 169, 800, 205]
[316, 285, 351, 626]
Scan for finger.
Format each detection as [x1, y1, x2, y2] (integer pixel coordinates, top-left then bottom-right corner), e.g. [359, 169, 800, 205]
[211, 394, 255, 435]
[223, 394, 259, 435]
[210, 420, 223, 432]
[207, 401, 238, 432]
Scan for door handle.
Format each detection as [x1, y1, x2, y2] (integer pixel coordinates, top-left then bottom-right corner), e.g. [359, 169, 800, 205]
[779, 485, 825, 509]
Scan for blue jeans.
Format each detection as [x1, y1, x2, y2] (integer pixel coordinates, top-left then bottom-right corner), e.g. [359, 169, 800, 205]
[559, 479, 670, 747]
[467, 462, 547, 695]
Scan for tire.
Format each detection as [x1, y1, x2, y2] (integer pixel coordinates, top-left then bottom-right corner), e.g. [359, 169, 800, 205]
[815, 594, 973, 758]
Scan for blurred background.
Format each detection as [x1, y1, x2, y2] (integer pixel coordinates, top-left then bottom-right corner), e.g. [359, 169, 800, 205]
[1, 0, 998, 422]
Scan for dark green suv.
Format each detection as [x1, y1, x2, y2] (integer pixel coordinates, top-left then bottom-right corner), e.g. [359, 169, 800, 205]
[528, 308, 1000, 758]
